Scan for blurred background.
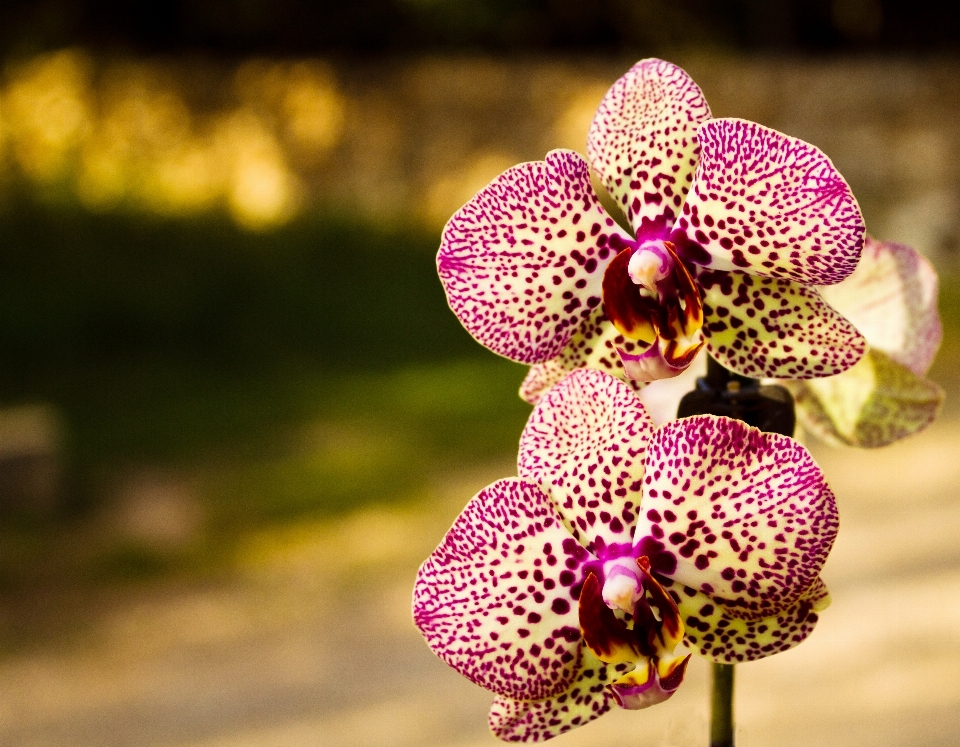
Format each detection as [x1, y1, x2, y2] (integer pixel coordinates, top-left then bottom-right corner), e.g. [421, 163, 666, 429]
[0, 1, 959, 745]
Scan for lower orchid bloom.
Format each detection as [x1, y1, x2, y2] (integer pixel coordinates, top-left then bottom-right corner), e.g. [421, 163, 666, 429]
[414, 368, 837, 741]
[439, 58, 867, 387]
[611, 237, 943, 447]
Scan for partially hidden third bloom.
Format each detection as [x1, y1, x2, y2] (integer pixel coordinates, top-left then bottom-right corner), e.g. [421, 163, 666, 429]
[414, 368, 837, 741]
[788, 235, 944, 446]
[438, 58, 867, 386]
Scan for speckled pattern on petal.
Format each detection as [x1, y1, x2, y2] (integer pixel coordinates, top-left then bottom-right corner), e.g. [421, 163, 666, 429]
[679, 119, 863, 286]
[819, 236, 941, 376]
[488, 651, 628, 742]
[438, 149, 630, 364]
[633, 416, 838, 619]
[414, 478, 591, 701]
[666, 577, 830, 663]
[520, 359, 574, 407]
[519, 369, 653, 552]
[587, 59, 711, 237]
[698, 268, 866, 379]
[519, 307, 646, 405]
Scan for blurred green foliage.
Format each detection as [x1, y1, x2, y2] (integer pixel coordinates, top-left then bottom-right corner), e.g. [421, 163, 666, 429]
[0, 201, 532, 599]
[0, 200, 494, 466]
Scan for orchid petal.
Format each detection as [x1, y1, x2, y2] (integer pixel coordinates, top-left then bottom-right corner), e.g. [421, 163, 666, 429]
[633, 416, 838, 619]
[669, 577, 830, 663]
[489, 650, 624, 742]
[519, 368, 653, 552]
[819, 236, 941, 376]
[519, 309, 646, 405]
[520, 359, 573, 407]
[414, 478, 589, 701]
[438, 149, 630, 364]
[698, 268, 866, 379]
[788, 349, 944, 448]
[587, 59, 711, 237]
[677, 119, 863, 286]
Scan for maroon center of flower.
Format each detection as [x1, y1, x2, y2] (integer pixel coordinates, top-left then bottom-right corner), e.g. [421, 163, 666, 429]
[601, 240, 704, 366]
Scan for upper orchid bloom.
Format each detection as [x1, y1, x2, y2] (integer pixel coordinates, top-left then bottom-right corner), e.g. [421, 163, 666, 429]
[414, 369, 837, 741]
[440, 59, 867, 388]
[632, 237, 944, 447]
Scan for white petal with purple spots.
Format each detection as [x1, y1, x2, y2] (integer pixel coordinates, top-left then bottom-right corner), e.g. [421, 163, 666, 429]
[633, 416, 838, 619]
[519, 308, 646, 405]
[438, 149, 630, 364]
[519, 368, 653, 553]
[679, 119, 863, 286]
[587, 59, 711, 237]
[414, 478, 591, 701]
[698, 268, 866, 379]
[488, 650, 628, 742]
[666, 576, 830, 663]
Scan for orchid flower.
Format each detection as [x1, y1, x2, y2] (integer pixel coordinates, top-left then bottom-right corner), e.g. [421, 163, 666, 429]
[439, 58, 867, 386]
[414, 368, 837, 741]
[787, 236, 944, 446]
[627, 237, 944, 447]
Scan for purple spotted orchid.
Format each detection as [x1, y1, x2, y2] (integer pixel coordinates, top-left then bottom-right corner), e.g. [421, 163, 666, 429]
[414, 368, 837, 742]
[630, 236, 944, 447]
[439, 59, 867, 386]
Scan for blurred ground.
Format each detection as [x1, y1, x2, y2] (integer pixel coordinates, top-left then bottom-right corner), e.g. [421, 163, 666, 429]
[0, 52, 959, 746]
[1, 418, 960, 747]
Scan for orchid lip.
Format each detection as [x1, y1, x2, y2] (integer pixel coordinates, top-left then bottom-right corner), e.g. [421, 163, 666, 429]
[602, 239, 705, 383]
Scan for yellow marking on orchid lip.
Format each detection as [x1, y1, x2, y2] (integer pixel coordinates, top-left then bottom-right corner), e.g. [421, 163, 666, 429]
[603, 247, 660, 344]
[656, 653, 690, 682]
[663, 336, 705, 369]
[612, 659, 654, 689]
[612, 315, 658, 345]
[663, 240, 704, 335]
[656, 653, 691, 694]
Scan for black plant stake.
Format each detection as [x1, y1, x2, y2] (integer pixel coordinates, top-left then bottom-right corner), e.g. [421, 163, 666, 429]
[676, 355, 796, 747]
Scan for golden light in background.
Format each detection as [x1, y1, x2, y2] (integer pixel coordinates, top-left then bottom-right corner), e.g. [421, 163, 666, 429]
[0, 51, 347, 230]
[3, 49, 94, 183]
[281, 62, 345, 162]
[551, 83, 609, 153]
[215, 109, 301, 230]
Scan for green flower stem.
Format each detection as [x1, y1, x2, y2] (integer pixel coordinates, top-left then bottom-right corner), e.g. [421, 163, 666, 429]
[710, 662, 735, 747]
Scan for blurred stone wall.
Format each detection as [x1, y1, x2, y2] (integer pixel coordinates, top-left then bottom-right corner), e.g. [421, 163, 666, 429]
[0, 51, 958, 263]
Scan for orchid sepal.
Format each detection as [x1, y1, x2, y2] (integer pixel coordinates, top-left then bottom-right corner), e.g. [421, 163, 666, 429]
[787, 348, 944, 448]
